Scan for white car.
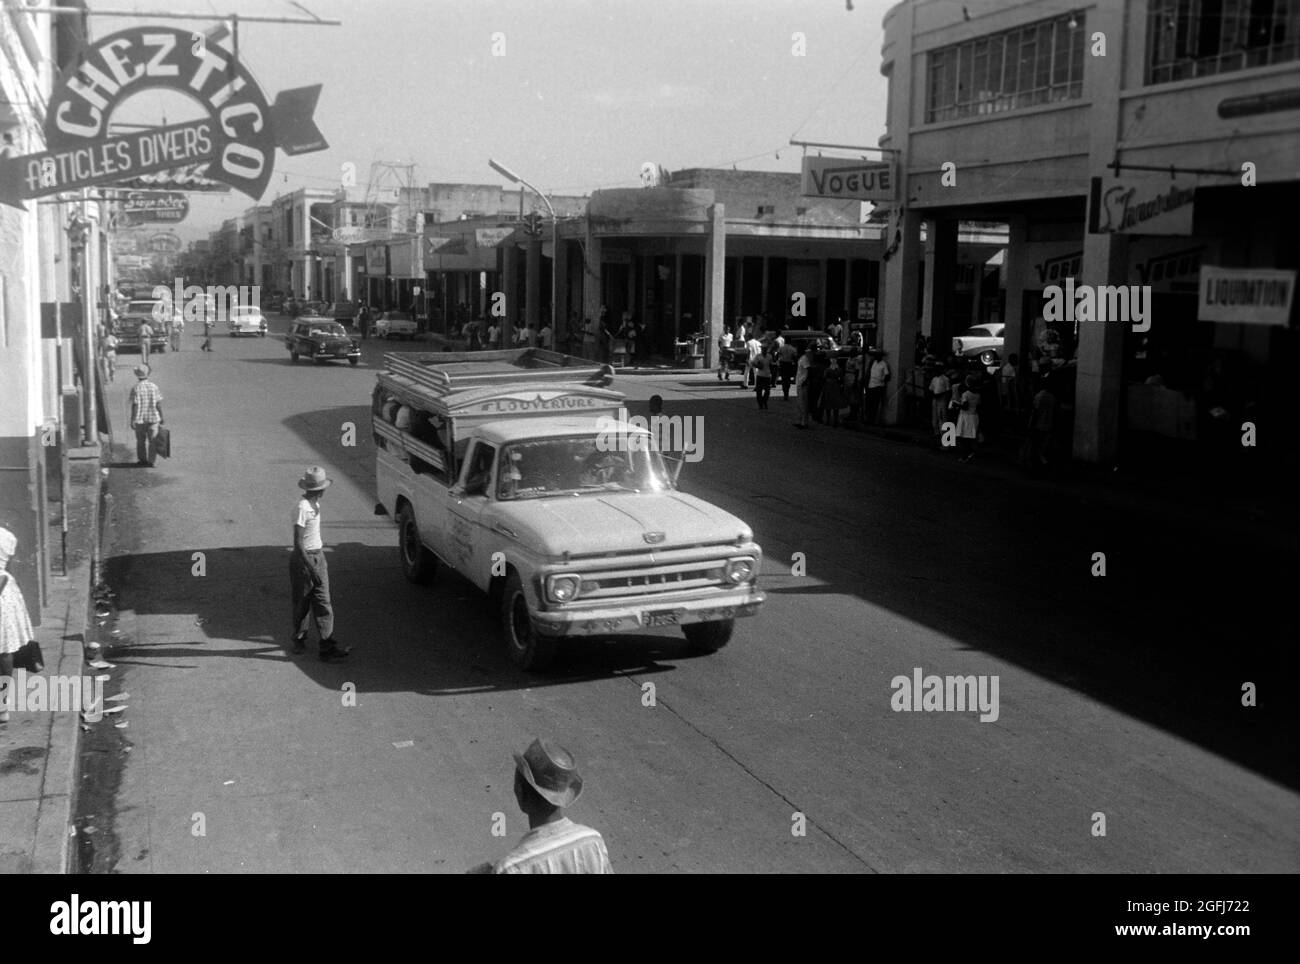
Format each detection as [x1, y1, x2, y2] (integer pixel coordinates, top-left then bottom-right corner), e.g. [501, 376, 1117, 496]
[228, 305, 268, 337]
[952, 323, 1005, 365]
[373, 311, 418, 339]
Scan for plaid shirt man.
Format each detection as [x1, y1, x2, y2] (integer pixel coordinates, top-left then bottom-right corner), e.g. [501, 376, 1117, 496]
[129, 379, 163, 424]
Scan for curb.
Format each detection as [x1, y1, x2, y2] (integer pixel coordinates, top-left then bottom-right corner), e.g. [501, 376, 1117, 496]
[30, 446, 101, 874]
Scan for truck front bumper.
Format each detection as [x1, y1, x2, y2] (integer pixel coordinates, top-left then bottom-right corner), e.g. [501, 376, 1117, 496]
[531, 585, 765, 637]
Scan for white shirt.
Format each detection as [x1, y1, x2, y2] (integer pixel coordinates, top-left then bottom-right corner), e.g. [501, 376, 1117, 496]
[293, 497, 323, 551]
[868, 359, 890, 388]
[719, 331, 733, 348]
[929, 373, 950, 397]
[745, 337, 761, 357]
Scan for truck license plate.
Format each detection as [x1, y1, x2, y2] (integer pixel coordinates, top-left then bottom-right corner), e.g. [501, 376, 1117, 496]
[643, 609, 682, 627]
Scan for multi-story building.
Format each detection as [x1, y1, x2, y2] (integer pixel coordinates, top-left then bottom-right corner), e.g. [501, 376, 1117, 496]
[879, 0, 1299, 463]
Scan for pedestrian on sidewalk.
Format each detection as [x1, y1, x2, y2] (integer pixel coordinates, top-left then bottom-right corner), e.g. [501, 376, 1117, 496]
[820, 357, 845, 427]
[794, 346, 813, 429]
[717, 326, 734, 381]
[128, 366, 164, 467]
[200, 312, 214, 351]
[0, 527, 37, 724]
[929, 366, 951, 436]
[777, 337, 798, 399]
[468, 738, 613, 874]
[999, 353, 1019, 413]
[170, 314, 184, 351]
[957, 374, 982, 463]
[1025, 371, 1057, 469]
[743, 330, 762, 387]
[137, 320, 154, 367]
[102, 330, 119, 383]
[752, 346, 773, 410]
[865, 348, 891, 425]
[290, 466, 351, 662]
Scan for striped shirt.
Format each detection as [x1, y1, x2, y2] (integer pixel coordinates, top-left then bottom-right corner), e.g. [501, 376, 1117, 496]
[492, 818, 613, 875]
[129, 380, 163, 424]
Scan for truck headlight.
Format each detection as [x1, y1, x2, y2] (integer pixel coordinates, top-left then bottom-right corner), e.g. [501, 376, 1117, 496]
[724, 558, 755, 584]
[546, 574, 581, 602]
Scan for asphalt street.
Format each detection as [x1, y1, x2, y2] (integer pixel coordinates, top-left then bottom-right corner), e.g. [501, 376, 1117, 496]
[75, 322, 1299, 873]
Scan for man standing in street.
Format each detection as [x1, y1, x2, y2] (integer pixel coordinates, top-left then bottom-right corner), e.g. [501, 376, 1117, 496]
[290, 466, 351, 662]
[471, 738, 613, 874]
[794, 346, 814, 429]
[128, 366, 164, 467]
[137, 319, 153, 367]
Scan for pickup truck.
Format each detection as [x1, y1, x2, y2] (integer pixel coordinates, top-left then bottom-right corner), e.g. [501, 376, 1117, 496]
[373, 348, 764, 670]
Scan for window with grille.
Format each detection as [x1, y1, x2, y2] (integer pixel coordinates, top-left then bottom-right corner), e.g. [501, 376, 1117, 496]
[1147, 0, 1300, 84]
[926, 12, 1086, 123]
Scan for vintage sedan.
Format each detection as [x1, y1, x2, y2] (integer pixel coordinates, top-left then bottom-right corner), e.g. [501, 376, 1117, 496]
[285, 319, 361, 365]
[373, 311, 419, 339]
[116, 300, 173, 353]
[228, 305, 268, 337]
[952, 323, 1005, 366]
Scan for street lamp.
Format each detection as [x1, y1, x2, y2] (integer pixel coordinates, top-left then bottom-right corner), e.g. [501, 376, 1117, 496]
[489, 158, 557, 350]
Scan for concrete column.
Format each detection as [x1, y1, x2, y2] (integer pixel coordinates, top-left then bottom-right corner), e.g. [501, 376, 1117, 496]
[673, 251, 682, 343]
[1072, 233, 1129, 464]
[502, 244, 518, 347]
[704, 203, 726, 368]
[525, 237, 541, 332]
[922, 218, 957, 342]
[1002, 216, 1028, 374]
[759, 256, 770, 319]
[842, 260, 852, 324]
[582, 224, 602, 358]
[734, 255, 744, 326]
[880, 208, 923, 425]
[554, 236, 570, 347]
[818, 257, 829, 330]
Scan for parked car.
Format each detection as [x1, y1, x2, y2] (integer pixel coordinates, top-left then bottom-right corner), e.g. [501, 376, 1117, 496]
[373, 311, 418, 339]
[952, 323, 1005, 365]
[228, 305, 268, 337]
[116, 300, 173, 353]
[285, 319, 361, 365]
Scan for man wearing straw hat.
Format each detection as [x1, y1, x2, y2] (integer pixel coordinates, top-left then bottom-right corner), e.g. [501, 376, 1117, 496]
[128, 366, 164, 467]
[475, 738, 613, 874]
[290, 466, 350, 662]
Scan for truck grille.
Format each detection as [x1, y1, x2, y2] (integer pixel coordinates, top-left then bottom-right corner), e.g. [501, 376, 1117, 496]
[577, 561, 727, 599]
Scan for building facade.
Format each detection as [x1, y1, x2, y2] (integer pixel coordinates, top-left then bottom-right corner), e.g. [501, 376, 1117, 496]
[880, 0, 1300, 463]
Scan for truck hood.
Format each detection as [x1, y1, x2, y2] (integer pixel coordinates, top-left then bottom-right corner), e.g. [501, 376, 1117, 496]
[488, 491, 753, 557]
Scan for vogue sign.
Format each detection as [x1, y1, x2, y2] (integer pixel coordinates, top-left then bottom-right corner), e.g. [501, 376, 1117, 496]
[0, 25, 326, 208]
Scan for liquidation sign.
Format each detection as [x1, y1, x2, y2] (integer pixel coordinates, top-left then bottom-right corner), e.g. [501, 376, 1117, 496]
[0, 26, 326, 208]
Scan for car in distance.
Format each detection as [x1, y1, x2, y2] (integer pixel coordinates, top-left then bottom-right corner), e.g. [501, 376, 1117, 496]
[373, 311, 418, 340]
[952, 323, 1005, 366]
[116, 300, 173, 353]
[228, 305, 268, 337]
[285, 319, 361, 365]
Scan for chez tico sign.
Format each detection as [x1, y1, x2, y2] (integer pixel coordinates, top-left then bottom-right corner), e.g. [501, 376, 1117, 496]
[0, 26, 326, 208]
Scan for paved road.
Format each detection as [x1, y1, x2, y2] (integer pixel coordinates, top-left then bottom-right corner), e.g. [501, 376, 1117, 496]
[76, 322, 1299, 873]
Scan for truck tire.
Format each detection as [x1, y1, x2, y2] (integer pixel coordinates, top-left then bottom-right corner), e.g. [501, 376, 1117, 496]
[502, 571, 557, 671]
[397, 504, 435, 584]
[349, 357, 359, 366]
[683, 619, 734, 652]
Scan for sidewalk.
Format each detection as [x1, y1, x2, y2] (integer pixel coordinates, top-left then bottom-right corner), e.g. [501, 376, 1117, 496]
[0, 444, 101, 874]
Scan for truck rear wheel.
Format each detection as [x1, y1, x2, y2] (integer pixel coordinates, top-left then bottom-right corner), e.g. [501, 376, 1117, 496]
[683, 619, 734, 652]
[502, 571, 556, 671]
[397, 505, 435, 584]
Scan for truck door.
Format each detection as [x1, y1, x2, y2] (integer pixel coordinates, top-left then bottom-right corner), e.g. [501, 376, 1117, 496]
[448, 440, 496, 591]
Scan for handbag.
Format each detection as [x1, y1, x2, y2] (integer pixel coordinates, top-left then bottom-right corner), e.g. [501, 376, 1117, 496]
[156, 424, 171, 459]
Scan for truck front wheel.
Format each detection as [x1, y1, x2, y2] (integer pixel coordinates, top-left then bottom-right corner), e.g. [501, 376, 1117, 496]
[683, 619, 734, 652]
[397, 505, 435, 584]
[502, 571, 557, 671]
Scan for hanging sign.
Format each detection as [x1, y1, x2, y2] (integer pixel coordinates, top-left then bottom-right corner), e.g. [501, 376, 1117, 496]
[121, 191, 189, 222]
[800, 157, 896, 201]
[1088, 174, 1196, 235]
[0, 25, 327, 208]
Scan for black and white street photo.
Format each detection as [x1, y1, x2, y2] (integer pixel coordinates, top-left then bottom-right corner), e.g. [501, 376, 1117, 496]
[0, 0, 1295, 929]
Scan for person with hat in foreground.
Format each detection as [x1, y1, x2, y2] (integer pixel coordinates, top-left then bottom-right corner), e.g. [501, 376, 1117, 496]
[128, 366, 164, 467]
[290, 467, 350, 661]
[473, 738, 613, 874]
[0, 526, 36, 724]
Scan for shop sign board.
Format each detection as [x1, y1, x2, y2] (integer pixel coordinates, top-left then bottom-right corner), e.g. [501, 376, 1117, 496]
[121, 191, 189, 222]
[801, 158, 896, 201]
[0, 25, 327, 208]
[1088, 174, 1196, 236]
[1197, 266, 1295, 326]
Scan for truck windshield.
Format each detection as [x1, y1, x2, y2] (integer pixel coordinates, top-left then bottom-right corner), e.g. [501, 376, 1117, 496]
[496, 435, 672, 500]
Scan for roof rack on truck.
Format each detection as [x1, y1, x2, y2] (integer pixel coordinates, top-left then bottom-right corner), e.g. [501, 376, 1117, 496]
[382, 348, 613, 396]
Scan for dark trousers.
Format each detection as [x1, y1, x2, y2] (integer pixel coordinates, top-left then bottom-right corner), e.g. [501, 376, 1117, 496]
[290, 549, 334, 644]
[134, 422, 160, 465]
[755, 377, 771, 409]
[778, 362, 795, 398]
[866, 386, 885, 424]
